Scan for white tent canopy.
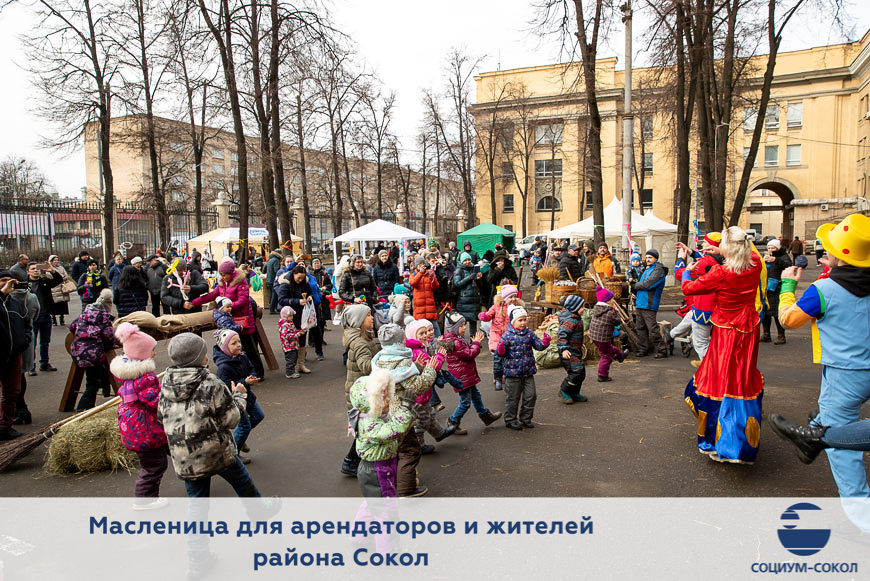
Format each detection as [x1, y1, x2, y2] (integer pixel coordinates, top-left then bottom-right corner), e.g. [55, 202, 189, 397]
[332, 219, 425, 273]
[186, 227, 301, 258]
[546, 198, 677, 240]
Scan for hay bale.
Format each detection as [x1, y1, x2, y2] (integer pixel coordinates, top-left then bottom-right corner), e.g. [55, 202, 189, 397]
[45, 408, 136, 474]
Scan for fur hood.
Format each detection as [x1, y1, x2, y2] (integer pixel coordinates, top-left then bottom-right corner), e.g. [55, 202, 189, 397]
[223, 270, 247, 287]
[437, 332, 461, 352]
[110, 356, 157, 380]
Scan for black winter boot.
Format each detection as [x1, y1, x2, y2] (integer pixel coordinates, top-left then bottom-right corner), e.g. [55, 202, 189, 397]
[768, 414, 828, 464]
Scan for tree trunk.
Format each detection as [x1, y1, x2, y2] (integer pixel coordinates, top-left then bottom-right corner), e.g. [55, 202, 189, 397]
[295, 94, 311, 251]
[269, 0, 291, 247]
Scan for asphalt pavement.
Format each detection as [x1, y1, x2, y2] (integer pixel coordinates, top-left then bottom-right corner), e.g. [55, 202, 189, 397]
[0, 264, 864, 498]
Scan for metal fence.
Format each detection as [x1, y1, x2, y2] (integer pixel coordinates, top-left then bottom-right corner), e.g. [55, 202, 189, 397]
[0, 198, 217, 267]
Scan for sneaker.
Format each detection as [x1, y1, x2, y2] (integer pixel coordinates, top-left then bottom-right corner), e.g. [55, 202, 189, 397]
[506, 421, 523, 431]
[39, 364, 57, 372]
[27, 370, 37, 377]
[768, 414, 828, 464]
[132, 498, 169, 511]
[558, 390, 574, 405]
[316, 354, 325, 361]
[399, 486, 429, 498]
[0, 427, 24, 441]
[597, 376, 612, 382]
[421, 444, 436, 455]
[521, 420, 535, 429]
[187, 550, 218, 580]
[285, 372, 301, 379]
[571, 394, 588, 403]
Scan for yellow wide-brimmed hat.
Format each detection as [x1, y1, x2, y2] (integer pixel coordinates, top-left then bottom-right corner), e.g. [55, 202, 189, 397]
[816, 213, 870, 268]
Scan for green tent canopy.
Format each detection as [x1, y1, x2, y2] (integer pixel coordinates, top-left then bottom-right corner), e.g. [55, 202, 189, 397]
[456, 223, 516, 256]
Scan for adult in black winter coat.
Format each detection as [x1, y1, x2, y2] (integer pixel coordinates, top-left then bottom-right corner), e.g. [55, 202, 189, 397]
[160, 261, 209, 315]
[338, 255, 377, 308]
[453, 258, 483, 334]
[0, 272, 30, 439]
[461, 241, 480, 265]
[70, 251, 91, 287]
[26, 262, 62, 372]
[187, 251, 204, 274]
[144, 256, 167, 317]
[762, 240, 793, 344]
[388, 242, 400, 265]
[115, 265, 150, 318]
[559, 245, 588, 281]
[308, 258, 333, 328]
[371, 251, 400, 297]
[484, 250, 518, 307]
[432, 259, 454, 307]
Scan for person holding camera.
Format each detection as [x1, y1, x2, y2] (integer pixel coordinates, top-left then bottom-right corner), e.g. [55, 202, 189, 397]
[26, 260, 63, 373]
[410, 255, 441, 337]
[76, 259, 110, 306]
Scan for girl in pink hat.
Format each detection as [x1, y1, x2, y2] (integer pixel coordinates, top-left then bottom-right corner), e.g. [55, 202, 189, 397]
[112, 322, 167, 510]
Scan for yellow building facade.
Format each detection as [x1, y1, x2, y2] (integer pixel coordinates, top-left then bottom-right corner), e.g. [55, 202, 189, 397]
[472, 30, 870, 241]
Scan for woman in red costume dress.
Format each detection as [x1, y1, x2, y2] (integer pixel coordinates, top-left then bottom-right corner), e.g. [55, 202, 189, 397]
[683, 226, 764, 463]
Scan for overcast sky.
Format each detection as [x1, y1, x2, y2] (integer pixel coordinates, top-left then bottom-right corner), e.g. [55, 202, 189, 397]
[0, 0, 867, 199]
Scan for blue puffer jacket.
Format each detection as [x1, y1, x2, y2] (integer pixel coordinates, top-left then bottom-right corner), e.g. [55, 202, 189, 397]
[633, 261, 667, 311]
[498, 325, 547, 378]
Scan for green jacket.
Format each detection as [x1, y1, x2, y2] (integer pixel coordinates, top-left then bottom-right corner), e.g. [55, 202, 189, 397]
[350, 376, 414, 462]
[342, 327, 378, 409]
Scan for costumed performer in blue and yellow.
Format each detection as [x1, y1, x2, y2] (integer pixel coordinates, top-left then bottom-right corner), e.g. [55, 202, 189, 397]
[775, 213, 870, 533]
[683, 226, 764, 463]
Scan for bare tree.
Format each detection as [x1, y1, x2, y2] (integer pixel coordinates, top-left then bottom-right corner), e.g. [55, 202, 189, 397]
[0, 157, 55, 200]
[474, 80, 511, 225]
[197, 0, 252, 263]
[358, 83, 395, 221]
[27, 0, 120, 263]
[506, 83, 539, 238]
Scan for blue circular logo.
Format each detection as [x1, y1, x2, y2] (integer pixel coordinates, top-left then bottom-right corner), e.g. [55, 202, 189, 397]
[777, 503, 831, 556]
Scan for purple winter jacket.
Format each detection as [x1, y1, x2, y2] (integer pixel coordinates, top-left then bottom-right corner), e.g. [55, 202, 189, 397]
[437, 332, 482, 391]
[69, 306, 115, 368]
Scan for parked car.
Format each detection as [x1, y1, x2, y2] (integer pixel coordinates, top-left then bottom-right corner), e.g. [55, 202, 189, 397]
[515, 234, 546, 256]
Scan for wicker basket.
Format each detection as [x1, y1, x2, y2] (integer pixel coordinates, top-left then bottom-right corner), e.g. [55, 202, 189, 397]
[527, 311, 546, 330]
[551, 283, 579, 303]
[603, 278, 623, 299]
[577, 278, 597, 304]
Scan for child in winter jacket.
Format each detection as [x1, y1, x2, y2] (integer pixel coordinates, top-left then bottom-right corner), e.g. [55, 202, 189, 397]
[157, 332, 279, 576]
[402, 319, 456, 454]
[69, 289, 116, 410]
[213, 297, 243, 332]
[497, 306, 551, 430]
[440, 312, 502, 435]
[371, 323, 437, 497]
[478, 285, 523, 391]
[278, 305, 303, 378]
[348, 368, 415, 498]
[556, 295, 588, 405]
[340, 304, 378, 478]
[626, 252, 644, 285]
[213, 328, 263, 462]
[589, 286, 629, 382]
[112, 322, 167, 509]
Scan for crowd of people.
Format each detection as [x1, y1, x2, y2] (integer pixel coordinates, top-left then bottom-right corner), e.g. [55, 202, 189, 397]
[0, 219, 868, 539]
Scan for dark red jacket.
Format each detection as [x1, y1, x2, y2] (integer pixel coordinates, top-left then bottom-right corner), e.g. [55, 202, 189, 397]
[438, 332, 481, 391]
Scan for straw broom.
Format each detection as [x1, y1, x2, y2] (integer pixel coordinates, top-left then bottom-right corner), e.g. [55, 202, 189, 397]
[0, 396, 121, 472]
[586, 268, 639, 352]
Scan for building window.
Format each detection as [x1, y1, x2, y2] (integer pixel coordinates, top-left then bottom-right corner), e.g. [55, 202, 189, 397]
[786, 144, 801, 166]
[640, 189, 653, 210]
[534, 159, 562, 178]
[212, 164, 225, 175]
[642, 153, 653, 173]
[536, 196, 561, 212]
[743, 147, 754, 166]
[535, 123, 562, 145]
[787, 103, 802, 128]
[764, 145, 778, 167]
[211, 147, 224, 160]
[231, 151, 238, 162]
[169, 174, 185, 187]
[503, 194, 514, 212]
[750, 223, 763, 235]
[750, 202, 763, 214]
[765, 105, 779, 130]
[641, 116, 653, 140]
[744, 107, 757, 131]
[504, 224, 513, 232]
[170, 141, 185, 153]
[501, 126, 513, 150]
[585, 192, 594, 210]
[501, 162, 514, 179]
[171, 191, 185, 202]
